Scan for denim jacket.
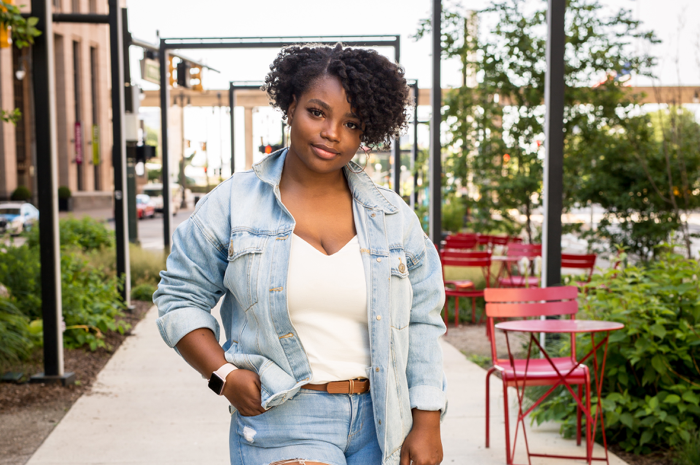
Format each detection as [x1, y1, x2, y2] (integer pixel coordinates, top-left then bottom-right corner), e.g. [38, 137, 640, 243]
[154, 149, 447, 465]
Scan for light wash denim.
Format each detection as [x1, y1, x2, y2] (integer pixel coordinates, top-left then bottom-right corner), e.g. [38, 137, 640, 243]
[154, 148, 447, 465]
[230, 389, 381, 465]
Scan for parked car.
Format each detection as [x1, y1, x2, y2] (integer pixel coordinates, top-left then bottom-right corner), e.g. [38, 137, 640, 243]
[141, 183, 182, 216]
[0, 202, 39, 235]
[136, 194, 156, 219]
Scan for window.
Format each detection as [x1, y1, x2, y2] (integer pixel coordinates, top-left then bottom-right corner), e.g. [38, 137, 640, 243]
[73, 41, 83, 191]
[90, 46, 100, 190]
[72, 0, 80, 13]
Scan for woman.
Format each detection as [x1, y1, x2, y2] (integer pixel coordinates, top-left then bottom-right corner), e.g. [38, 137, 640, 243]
[154, 44, 446, 465]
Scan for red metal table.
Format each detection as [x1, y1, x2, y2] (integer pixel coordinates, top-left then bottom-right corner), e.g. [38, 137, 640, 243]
[495, 319, 624, 465]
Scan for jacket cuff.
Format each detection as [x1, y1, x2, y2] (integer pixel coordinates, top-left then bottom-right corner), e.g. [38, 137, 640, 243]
[156, 307, 221, 348]
[408, 384, 448, 420]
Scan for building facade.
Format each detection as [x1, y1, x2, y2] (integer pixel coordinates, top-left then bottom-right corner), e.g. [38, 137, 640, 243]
[0, 0, 113, 208]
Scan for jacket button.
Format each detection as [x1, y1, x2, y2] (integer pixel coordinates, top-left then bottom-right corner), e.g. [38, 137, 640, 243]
[399, 263, 406, 273]
[375, 367, 380, 372]
[376, 258, 381, 262]
[371, 213, 376, 217]
[376, 315, 381, 320]
[378, 420, 382, 425]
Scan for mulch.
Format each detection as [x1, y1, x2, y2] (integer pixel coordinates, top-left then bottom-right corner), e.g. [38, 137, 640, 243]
[0, 301, 151, 464]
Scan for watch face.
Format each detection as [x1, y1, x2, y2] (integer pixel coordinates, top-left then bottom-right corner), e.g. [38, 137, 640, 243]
[208, 373, 225, 395]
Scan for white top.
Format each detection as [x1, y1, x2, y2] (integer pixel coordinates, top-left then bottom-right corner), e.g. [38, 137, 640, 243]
[286, 234, 370, 383]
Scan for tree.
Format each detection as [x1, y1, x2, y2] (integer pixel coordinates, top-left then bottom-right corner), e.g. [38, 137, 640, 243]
[415, 0, 659, 244]
[0, 1, 40, 123]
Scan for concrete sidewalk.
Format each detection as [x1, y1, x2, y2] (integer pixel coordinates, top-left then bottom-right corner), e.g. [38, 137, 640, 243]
[27, 305, 627, 465]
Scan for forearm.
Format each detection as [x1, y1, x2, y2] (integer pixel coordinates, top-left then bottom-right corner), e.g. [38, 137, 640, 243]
[175, 328, 228, 378]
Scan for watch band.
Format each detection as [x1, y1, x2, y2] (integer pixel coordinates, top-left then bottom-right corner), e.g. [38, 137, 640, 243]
[207, 363, 238, 396]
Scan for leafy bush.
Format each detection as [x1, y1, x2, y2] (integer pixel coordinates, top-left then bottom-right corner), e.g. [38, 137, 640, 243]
[128, 244, 166, 286]
[532, 250, 700, 453]
[131, 283, 156, 302]
[58, 186, 72, 199]
[0, 244, 128, 351]
[0, 296, 33, 366]
[10, 186, 31, 201]
[27, 216, 113, 251]
[674, 430, 700, 465]
[59, 253, 128, 350]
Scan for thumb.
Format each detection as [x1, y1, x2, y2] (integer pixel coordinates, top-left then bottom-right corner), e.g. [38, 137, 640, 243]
[399, 445, 411, 465]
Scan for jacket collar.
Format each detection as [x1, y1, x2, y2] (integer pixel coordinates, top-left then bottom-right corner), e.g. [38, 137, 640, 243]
[253, 148, 399, 214]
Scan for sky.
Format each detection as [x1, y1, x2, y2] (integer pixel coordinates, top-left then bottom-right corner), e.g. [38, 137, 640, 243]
[126, 0, 700, 177]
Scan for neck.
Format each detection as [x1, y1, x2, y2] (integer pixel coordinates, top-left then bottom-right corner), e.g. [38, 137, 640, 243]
[280, 146, 348, 193]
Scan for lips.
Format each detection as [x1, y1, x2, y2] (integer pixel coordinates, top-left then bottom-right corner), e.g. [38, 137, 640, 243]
[310, 144, 340, 160]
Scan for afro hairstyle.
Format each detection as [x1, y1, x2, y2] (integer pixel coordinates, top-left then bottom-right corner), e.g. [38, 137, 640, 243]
[263, 43, 410, 149]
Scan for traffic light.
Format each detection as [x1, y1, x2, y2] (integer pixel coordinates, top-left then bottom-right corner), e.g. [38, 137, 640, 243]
[176, 61, 190, 88]
[135, 144, 157, 163]
[259, 144, 283, 154]
[201, 142, 207, 152]
[168, 56, 175, 88]
[190, 66, 203, 92]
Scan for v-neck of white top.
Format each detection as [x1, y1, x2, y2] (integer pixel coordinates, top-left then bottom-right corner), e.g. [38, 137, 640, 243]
[292, 234, 358, 257]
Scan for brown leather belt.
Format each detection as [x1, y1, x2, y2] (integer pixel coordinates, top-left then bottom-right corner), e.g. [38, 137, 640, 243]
[302, 378, 370, 394]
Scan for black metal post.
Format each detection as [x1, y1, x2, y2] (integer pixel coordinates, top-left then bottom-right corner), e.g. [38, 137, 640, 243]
[108, 0, 131, 302]
[542, 0, 565, 288]
[429, 0, 442, 246]
[159, 40, 172, 250]
[411, 81, 419, 210]
[229, 82, 235, 174]
[29, 0, 74, 385]
[392, 35, 401, 197]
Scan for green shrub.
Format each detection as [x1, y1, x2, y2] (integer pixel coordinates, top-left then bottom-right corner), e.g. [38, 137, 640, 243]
[128, 244, 166, 286]
[532, 250, 700, 453]
[59, 252, 129, 350]
[0, 296, 33, 367]
[10, 186, 31, 201]
[58, 186, 72, 199]
[0, 244, 128, 351]
[131, 283, 156, 302]
[27, 216, 113, 251]
[674, 430, 700, 465]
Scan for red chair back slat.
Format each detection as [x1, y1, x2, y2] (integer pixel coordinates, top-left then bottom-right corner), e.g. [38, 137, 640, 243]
[484, 286, 579, 363]
[484, 285, 577, 302]
[490, 235, 510, 246]
[486, 300, 578, 318]
[443, 237, 478, 250]
[506, 243, 542, 259]
[440, 250, 492, 268]
[561, 253, 597, 283]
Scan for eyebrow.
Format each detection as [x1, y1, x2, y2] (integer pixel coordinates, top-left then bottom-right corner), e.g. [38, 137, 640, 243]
[307, 98, 359, 120]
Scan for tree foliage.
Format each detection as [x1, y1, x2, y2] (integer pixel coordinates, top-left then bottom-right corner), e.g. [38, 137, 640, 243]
[414, 0, 660, 244]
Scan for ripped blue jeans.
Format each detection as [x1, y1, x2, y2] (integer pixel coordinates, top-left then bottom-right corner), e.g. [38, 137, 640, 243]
[230, 389, 382, 465]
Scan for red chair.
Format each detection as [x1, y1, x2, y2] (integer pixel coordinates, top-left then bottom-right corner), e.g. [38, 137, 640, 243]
[497, 243, 542, 288]
[484, 286, 590, 464]
[440, 250, 492, 330]
[561, 253, 597, 285]
[442, 235, 478, 251]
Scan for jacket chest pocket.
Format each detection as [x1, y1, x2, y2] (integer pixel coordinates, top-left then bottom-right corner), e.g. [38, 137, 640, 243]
[389, 248, 412, 330]
[224, 231, 267, 311]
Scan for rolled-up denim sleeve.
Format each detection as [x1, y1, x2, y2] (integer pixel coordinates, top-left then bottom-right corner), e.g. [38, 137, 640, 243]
[406, 228, 447, 417]
[154, 192, 230, 350]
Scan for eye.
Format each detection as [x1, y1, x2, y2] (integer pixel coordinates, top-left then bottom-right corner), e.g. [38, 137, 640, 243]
[308, 108, 324, 118]
[346, 121, 360, 130]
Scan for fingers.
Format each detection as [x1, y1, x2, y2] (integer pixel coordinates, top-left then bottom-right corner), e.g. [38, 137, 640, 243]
[399, 446, 411, 465]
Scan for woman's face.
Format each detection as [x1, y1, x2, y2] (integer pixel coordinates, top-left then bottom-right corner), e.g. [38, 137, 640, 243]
[287, 75, 363, 175]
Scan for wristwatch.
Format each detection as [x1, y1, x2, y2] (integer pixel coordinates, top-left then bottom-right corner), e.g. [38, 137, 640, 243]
[208, 363, 238, 396]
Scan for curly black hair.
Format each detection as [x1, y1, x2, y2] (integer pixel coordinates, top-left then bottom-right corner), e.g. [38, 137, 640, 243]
[263, 43, 410, 148]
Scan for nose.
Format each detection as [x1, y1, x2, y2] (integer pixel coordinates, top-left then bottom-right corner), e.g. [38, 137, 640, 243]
[320, 119, 341, 143]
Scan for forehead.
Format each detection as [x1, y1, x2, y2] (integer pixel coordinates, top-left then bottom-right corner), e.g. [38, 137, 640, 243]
[301, 75, 351, 109]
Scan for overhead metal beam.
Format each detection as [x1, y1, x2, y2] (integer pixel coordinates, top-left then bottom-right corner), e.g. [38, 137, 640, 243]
[542, 0, 565, 288]
[429, 0, 442, 246]
[130, 36, 221, 73]
[29, 0, 74, 386]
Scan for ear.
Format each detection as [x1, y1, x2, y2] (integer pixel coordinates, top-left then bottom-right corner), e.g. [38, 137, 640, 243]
[287, 95, 298, 125]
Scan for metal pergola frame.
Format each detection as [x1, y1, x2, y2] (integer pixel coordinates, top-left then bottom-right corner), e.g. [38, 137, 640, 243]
[158, 35, 401, 249]
[28, 0, 130, 384]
